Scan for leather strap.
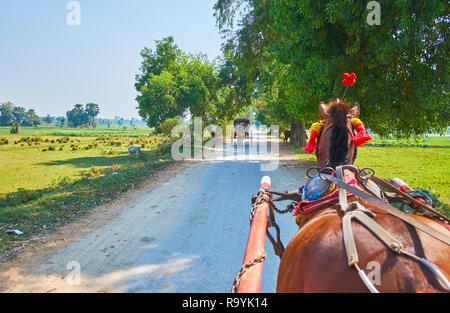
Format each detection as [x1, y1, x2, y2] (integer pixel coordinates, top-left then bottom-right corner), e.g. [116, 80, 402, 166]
[342, 211, 358, 266]
[368, 174, 449, 223]
[352, 210, 404, 253]
[322, 173, 450, 245]
[336, 166, 348, 212]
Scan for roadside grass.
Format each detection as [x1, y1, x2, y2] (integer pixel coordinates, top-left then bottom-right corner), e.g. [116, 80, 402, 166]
[0, 133, 174, 257]
[291, 141, 450, 218]
[366, 135, 450, 148]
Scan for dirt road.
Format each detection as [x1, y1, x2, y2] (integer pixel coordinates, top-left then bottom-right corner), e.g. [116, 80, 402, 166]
[0, 133, 311, 292]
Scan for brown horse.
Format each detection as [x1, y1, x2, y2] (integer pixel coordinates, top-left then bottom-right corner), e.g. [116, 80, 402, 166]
[316, 100, 356, 168]
[276, 100, 450, 292]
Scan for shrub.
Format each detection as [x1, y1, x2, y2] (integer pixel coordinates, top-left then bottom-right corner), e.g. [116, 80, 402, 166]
[0, 137, 8, 145]
[61, 137, 70, 143]
[156, 141, 171, 155]
[10, 122, 19, 134]
[86, 166, 101, 178]
[48, 146, 55, 151]
[157, 118, 182, 136]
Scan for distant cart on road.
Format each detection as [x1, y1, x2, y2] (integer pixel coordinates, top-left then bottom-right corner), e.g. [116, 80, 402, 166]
[233, 118, 250, 139]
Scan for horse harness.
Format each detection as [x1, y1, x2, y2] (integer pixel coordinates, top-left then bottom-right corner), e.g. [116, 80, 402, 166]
[254, 164, 450, 293]
[325, 165, 450, 293]
[317, 120, 355, 166]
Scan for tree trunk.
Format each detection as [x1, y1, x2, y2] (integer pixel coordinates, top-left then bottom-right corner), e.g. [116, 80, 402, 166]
[290, 119, 307, 147]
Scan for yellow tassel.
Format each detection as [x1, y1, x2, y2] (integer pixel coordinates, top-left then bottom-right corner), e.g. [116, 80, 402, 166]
[296, 215, 304, 228]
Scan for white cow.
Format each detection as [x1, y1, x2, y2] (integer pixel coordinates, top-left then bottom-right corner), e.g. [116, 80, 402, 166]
[128, 146, 142, 157]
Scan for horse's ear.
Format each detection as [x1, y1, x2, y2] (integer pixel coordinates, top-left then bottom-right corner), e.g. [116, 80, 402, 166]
[319, 101, 328, 120]
[350, 103, 360, 118]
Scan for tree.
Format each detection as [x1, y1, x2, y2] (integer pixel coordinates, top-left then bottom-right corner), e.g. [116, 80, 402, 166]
[12, 106, 27, 125]
[213, 49, 253, 127]
[0, 102, 40, 127]
[66, 103, 98, 127]
[157, 117, 182, 136]
[23, 109, 41, 126]
[42, 114, 55, 124]
[135, 37, 221, 127]
[0, 102, 14, 126]
[59, 116, 66, 127]
[85, 103, 100, 127]
[215, 0, 449, 137]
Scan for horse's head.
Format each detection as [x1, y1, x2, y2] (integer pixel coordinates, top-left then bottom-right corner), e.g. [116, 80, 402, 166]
[316, 99, 358, 168]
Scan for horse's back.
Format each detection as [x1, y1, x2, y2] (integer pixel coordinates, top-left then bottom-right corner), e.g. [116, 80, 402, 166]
[277, 205, 450, 293]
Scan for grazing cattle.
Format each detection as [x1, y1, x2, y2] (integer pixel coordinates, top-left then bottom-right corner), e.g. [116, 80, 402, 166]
[128, 146, 142, 157]
[283, 130, 290, 144]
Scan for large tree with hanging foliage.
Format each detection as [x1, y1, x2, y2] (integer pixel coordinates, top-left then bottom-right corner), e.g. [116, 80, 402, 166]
[214, 0, 449, 140]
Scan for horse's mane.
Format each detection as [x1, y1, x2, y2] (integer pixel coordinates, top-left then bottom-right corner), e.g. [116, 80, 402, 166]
[327, 100, 350, 168]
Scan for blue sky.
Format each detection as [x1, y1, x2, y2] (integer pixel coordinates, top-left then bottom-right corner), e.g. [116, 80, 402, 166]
[0, 0, 223, 119]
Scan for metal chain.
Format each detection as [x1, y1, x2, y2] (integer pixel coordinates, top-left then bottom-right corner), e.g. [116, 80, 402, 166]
[272, 202, 294, 214]
[231, 251, 267, 293]
[249, 190, 270, 222]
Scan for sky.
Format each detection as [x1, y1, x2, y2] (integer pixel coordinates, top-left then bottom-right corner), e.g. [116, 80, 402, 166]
[0, 0, 224, 119]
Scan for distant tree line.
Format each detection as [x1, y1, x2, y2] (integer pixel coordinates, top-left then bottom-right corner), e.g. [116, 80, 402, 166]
[0, 102, 41, 127]
[42, 115, 66, 127]
[97, 117, 147, 128]
[1, 101, 149, 129]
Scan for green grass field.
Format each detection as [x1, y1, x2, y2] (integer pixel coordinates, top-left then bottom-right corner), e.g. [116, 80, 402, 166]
[0, 129, 174, 256]
[0, 125, 155, 138]
[365, 135, 450, 148]
[0, 134, 167, 195]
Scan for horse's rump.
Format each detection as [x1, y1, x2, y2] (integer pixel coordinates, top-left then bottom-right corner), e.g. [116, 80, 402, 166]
[277, 199, 450, 292]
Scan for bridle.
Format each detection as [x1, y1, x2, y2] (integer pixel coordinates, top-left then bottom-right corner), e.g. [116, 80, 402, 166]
[317, 119, 355, 166]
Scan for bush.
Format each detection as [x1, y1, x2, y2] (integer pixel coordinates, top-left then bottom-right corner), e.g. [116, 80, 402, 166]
[157, 118, 182, 136]
[86, 166, 101, 178]
[156, 141, 171, 155]
[10, 122, 19, 134]
[48, 146, 55, 151]
[0, 137, 8, 145]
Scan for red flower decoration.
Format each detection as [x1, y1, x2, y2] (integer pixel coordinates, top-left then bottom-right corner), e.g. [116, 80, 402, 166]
[342, 73, 356, 86]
